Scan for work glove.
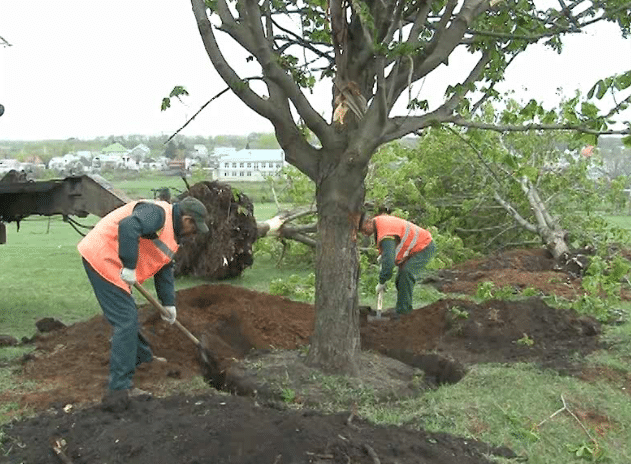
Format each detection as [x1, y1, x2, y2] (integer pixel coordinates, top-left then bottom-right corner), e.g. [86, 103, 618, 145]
[162, 306, 177, 325]
[376, 254, 382, 264]
[375, 283, 387, 294]
[120, 268, 137, 286]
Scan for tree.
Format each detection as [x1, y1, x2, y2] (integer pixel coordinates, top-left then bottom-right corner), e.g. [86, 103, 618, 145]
[164, 141, 177, 159]
[188, 0, 631, 374]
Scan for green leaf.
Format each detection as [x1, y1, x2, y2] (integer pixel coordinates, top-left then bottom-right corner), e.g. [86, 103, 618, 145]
[581, 102, 599, 119]
[169, 86, 190, 98]
[596, 78, 611, 99]
[502, 153, 519, 169]
[587, 80, 602, 99]
[160, 98, 171, 111]
[518, 166, 539, 181]
[614, 70, 631, 90]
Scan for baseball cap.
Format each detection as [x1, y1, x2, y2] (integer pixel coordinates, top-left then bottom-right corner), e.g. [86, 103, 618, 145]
[178, 196, 209, 234]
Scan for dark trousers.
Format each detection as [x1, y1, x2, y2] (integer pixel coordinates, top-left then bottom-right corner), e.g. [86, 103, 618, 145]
[82, 258, 153, 391]
[395, 241, 436, 314]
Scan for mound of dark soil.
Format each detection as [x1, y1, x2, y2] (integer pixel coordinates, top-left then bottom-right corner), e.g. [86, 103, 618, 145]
[3, 394, 515, 464]
[0, 248, 608, 464]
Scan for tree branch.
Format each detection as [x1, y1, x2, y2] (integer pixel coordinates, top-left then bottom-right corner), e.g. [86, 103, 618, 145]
[450, 118, 631, 135]
[492, 191, 538, 234]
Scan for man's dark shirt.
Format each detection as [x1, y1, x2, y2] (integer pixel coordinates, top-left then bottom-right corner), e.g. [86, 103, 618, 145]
[117, 202, 183, 306]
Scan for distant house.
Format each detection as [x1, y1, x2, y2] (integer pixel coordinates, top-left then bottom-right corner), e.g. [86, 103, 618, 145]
[0, 158, 21, 175]
[93, 143, 129, 170]
[217, 149, 285, 181]
[101, 142, 129, 157]
[214, 147, 237, 157]
[129, 144, 151, 161]
[76, 151, 93, 162]
[48, 153, 85, 174]
[92, 154, 122, 170]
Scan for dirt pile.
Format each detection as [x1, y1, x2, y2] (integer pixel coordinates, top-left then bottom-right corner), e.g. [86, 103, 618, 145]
[0, 248, 610, 464]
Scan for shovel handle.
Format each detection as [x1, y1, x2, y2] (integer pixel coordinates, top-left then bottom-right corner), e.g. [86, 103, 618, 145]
[133, 282, 201, 347]
[377, 290, 384, 312]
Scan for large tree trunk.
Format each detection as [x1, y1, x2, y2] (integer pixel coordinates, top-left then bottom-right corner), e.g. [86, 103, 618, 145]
[305, 161, 365, 375]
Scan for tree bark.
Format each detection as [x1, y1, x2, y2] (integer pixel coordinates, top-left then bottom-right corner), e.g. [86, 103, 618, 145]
[305, 160, 365, 375]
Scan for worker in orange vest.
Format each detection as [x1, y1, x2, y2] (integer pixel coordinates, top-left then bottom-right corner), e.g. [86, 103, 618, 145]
[359, 213, 436, 318]
[78, 196, 209, 404]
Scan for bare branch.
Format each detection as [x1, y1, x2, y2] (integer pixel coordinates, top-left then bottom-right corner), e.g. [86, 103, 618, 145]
[493, 191, 538, 234]
[384, 49, 492, 141]
[191, 0, 273, 118]
[450, 118, 631, 135]
[165, 86, 234, 144]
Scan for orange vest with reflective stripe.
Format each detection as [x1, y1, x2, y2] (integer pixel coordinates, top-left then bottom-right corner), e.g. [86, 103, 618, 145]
[373, 215, 432, 265]
[77, 201, 178, 293]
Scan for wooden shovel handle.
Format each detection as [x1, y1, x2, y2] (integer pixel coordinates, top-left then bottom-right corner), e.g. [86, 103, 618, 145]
[377, 290, 384, 311]
[133, 282, 201, 347]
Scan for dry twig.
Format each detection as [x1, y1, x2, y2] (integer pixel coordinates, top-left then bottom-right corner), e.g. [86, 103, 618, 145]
[537, 394, 595, 443]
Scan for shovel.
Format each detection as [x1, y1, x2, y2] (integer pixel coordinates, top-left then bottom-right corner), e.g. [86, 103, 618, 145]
[133, 282, 216, 374]
[367, 289, 387, 322]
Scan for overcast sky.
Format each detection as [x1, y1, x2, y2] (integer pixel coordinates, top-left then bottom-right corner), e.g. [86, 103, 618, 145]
[1, 1, 630, 141]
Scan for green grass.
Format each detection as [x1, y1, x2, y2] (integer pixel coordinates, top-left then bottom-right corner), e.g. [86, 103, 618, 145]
[0, 216, 102, 339]
[603, 215, 631, 230]
[364, 362, 631, 463]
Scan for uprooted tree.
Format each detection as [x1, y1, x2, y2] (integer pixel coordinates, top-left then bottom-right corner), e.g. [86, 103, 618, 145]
[365, 120, 627, 274]
[183, 0, 631, 374]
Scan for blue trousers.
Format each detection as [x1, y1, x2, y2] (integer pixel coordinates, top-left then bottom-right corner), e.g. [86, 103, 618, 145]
[395, 241, 436, 314]
[83, 259, 153, 391]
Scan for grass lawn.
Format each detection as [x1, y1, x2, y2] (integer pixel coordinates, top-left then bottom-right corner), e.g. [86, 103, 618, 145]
[604, 214, 631, 230]
[0, 216, 102, 339]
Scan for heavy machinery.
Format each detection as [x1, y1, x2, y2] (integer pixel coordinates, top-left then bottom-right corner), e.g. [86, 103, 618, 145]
[0, 172, 129, 244]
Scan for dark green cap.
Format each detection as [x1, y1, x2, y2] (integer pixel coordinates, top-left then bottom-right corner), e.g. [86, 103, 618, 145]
[178, 196, 209, 234]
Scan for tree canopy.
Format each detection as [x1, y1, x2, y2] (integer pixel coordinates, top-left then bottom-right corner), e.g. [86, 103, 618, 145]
[188, 0, 631, 374]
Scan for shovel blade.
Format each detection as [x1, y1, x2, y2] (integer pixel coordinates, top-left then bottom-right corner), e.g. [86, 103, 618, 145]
[367, 311, 389, 322]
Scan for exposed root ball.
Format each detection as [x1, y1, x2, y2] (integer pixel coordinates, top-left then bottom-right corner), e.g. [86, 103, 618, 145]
[174, 181, 258, 279]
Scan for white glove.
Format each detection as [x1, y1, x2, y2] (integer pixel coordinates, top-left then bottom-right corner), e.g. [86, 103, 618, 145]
[375, 283, 387, 294]
[120, 268, 137, 285]
[162, 306, 177, 324]
[377, 254, 382, 264]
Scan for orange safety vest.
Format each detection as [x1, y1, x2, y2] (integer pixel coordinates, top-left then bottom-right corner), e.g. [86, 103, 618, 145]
[77, 200, 178, 293]
[373, 215, 432, 265]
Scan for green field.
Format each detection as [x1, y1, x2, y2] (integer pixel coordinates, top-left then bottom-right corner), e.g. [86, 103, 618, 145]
[603, 215, 631, 230]
[2, 175, 631, 463]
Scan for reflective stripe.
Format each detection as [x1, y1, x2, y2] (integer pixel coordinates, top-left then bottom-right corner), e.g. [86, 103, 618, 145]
[395, 224, 411, 258]
[402, 229, 420, 260]
[374, 215, 432, 266]
[152, 238, 175, 259]
[395, 224, 420, 261]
